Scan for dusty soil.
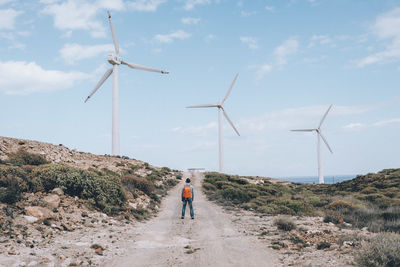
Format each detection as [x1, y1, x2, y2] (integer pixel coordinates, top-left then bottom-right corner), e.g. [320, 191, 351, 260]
[108, 172, 279, 267]
[225, 209, 374, 266]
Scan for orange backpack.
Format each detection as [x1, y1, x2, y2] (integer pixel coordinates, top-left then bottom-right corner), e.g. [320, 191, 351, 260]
[182, 185, 191, 198]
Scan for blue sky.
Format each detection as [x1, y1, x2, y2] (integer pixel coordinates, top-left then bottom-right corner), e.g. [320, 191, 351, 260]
[1, 0, 400, 178]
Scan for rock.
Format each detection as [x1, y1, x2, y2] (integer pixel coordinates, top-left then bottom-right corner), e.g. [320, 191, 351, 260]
[61, 223, 74, 232]
[25, 206, 53, 221]
[43, 194, 60, 209]
[95, 247, 103, 255]
[52, 188, 64, 196]
[7, 249, 17, 255]
[60, 255, 66, 261]
[24, 215, 38, 223]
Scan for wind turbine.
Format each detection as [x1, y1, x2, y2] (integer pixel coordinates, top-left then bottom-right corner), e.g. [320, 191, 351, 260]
[291, 105, 333, 184]
[186, 74, 240, 173]
[85, 11, 168, 156]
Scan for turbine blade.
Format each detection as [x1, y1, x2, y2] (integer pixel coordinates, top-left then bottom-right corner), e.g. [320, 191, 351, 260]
[291, 129, 315, 132]
[222, 73, 238, 104]
[186, 104, 218, 108]
[319, 132, 333, 153]
[318, 104, 333, 128]
[107, 11, 119, 55]
[121, 61, 168, 74]
[84, 68, 113, 102]
[222, 108, 240, 136]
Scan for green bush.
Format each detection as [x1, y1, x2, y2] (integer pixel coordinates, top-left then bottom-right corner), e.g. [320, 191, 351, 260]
[356, 232, 400, 267]
[7, 149, 48, 166]
[274, 217, 296, 231]
[30, 164, 126, 214]
[0, 166, 29, 204]
[121, 175, 155, 195]
[203, 182, 217, 191]
[221, 187, 251, 204]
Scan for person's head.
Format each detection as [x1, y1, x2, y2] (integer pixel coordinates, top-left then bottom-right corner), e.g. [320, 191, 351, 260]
[185, 178, 191, 183]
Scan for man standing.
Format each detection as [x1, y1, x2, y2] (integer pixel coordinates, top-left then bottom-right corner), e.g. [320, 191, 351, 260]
[181, 178, 194, 219]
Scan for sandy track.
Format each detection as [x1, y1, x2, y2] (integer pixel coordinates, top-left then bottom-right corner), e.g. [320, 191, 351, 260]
[111, 172, 278, 267]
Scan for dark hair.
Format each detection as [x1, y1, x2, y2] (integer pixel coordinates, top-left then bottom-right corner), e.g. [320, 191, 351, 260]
[185, 178, 191, 183]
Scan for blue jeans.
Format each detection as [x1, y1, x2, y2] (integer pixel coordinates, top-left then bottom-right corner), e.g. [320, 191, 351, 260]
[182, 198, 194, 218]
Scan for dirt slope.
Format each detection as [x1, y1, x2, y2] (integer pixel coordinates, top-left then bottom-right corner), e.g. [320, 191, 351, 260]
[109, 172, 279, 267]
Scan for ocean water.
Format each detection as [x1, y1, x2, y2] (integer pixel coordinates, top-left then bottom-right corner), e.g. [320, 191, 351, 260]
[279, 175, 356, 184]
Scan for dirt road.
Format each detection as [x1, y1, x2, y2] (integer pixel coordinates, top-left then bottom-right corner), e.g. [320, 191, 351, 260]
[111, 172, 278, 267]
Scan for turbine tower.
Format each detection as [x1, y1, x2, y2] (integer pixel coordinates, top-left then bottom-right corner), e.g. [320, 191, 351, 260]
[85, 11, 168, 156]
[291, 105, 333, 184]
[186, 74, 240, 173]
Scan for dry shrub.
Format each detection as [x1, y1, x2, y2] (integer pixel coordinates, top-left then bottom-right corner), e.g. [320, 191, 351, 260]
[274, 217, 296, 231]
[326, 200, 355, 210]
[7, 149, 48, 166]
[121, 175, 155, 195]
[356, 232, 400, 267]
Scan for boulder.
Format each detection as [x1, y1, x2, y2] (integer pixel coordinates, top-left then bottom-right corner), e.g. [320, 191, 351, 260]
[25, 206, 53, 221]
[24, 215, 38, 223]
[43, 194, 60, 209]
[52, 188, 64, 196]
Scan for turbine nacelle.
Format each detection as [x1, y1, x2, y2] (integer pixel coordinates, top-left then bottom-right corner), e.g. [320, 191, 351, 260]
[107, 54, 121, 65]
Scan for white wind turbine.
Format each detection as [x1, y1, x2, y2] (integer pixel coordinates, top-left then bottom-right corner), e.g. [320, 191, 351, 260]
[186, 74, 240, 173]
[291, 105, 333, 184]
[85, 11, 168, 156]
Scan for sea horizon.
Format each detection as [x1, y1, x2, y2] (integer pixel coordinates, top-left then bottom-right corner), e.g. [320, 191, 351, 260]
[279, 174, 357, 184]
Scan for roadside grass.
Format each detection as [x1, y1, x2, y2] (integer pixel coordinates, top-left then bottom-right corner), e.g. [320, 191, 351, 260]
[355, 232, 400, 267]
[202, 170, 400, 233]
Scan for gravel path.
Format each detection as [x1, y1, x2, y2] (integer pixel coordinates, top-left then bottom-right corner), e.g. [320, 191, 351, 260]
[111, 172, 279, 267]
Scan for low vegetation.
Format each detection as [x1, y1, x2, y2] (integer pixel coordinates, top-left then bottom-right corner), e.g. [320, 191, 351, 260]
[356, 232, 400, 267]
[274, 217, 296, 231]
[203, 170, 400, 233]
[0, 150, 180, 215]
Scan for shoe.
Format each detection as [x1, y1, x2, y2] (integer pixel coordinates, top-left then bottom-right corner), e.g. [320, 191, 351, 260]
[181, 217, 184, 219]
[191, 217, 194, 220]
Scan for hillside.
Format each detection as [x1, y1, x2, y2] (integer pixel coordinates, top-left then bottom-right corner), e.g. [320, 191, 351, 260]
[202, 171, 400, 266]
[0, 136, 181, 266]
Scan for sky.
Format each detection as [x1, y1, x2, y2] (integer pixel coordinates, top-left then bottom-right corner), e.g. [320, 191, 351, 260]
[1, 0, 400, 178]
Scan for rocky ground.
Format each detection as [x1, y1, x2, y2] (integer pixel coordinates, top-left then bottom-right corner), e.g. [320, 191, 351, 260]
[0, 188, 148, 267]
[0, 137, 159, 176]
[0, 136, 181, 267]
[223, 207, 375, 266]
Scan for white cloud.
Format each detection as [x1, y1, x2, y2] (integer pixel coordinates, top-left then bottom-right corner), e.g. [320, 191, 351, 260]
[204, 34, 215, 43]
[181, 17, 201, 25]
[154, 30, 191, 43]
[183, 0, 211, 10]
[173, 122, 217, 136]
[357, 7, 400, 67]
[0, 9, 22, 30]
[0, 0, 15, 5]
[274, 38, 299, 67]
[255, 64, 272, 80]
[240, 36, 258, 50]
[343, 122, 366, 130]
[372, 118, 400, 127]
[128, 0, 166, 12]
[241, 10, 257, 17]
[42, 0, 124, 37]
[254, 38, 298, 80]
[343, 118, 400, 131]
[0, 61, 88, 95]
[239, 105, 365, 133]
[39, 0, 60, 3]
[308, 34, 332, 48]
[265, 6, 275, 12]
[60, 43, 114, 64]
